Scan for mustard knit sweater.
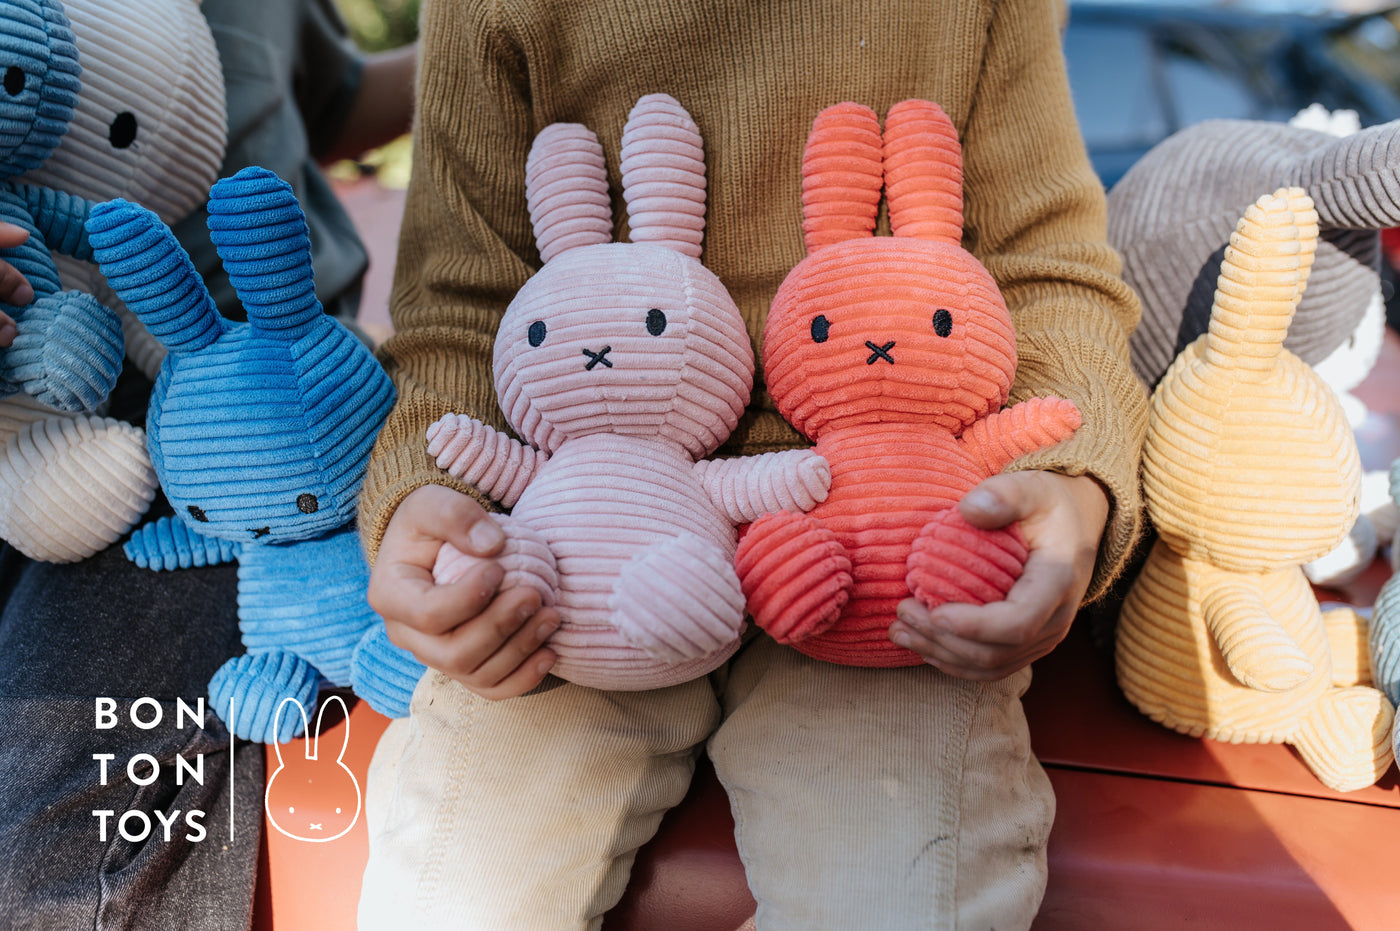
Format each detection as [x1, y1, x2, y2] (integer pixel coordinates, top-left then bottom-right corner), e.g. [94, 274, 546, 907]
[361, 0, 1149, 600]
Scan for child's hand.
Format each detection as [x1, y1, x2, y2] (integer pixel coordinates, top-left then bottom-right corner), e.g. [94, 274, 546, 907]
[0, 221, 34, 347]
[368, 484, 559, 700]
[889, 471, 1108, 680]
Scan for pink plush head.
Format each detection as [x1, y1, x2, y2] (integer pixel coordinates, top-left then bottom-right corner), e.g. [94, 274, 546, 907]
[493, 95, 754, 458]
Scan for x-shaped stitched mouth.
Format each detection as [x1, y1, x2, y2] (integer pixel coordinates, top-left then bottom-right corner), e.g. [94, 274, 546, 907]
[865, 340, 896, 364]
[582, 346, 614, 370]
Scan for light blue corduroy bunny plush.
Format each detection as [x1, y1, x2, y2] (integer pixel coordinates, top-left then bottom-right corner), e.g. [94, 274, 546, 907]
[1365, 459, 1400, 765]
[89, 166, 424, 743]
[0, 0, 123, 413]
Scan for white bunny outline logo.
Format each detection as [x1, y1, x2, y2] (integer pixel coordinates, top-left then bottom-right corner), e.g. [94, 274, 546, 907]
[262, 695, 362, 843]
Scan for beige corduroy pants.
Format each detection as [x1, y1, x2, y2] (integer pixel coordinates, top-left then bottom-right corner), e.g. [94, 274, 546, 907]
[357, 633, 1053, 930]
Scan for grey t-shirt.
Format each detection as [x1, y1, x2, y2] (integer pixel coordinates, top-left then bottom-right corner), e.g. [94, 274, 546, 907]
[172, 0, 369, 323]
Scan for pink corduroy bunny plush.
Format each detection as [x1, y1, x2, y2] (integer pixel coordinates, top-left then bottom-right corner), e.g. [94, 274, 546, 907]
[428, 94, 832, 690]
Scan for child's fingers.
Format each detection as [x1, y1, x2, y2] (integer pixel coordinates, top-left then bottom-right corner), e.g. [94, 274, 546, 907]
[396, 483, 505, 562]
[459, 604, 561, 695]
[0, 261, 34, 307]
[386, 586, 554, 685]
[0, 222, 29, 248]
[463, 643, 558, 702]
[928, 555, 1076, 645]
[371, 557, 504, 635]
[958, 472, 1037, 529]
[0, 310, 15, 348]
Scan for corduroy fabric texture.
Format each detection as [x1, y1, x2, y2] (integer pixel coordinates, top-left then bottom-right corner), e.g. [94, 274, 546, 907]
[1109, 118, 1400, 391]
[735, 101, 1081, 667]
[27, 0, 229, 380]
[89, 167, 424, 743]
[0, 0, 229, 563]
[358, 0, 1149, 608]
[428, 95, 831, 689]
[1115, 188, 1394, 793]
[1365, 459, 1400, 762]
[0, 0, 78, 178]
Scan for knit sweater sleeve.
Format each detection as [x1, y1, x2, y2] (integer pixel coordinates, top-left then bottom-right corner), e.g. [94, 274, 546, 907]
[359, 0, 535, 562]
[960, 0, 1149, 601]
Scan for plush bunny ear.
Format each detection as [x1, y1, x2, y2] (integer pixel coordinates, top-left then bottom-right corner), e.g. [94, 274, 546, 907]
[1297, 121, 1400, 230]
[88, 198, 224, 356]
[621, 93, 706, 257]
[883, 100, 963, 244]
[526, 123, 613, 263]
[800, 101, 882, 253]
[207, 166, 324, 339]
[1205, 187, 1318, 378]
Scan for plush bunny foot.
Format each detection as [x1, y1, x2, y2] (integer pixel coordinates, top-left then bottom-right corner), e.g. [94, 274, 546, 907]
[350, 624, 426, 718]
[0, 415, 156, 562]
[3, 290, 122, 412]
[1293, 685, 1394, 792]
[907, 508, 1028, 610]
[210, 651, 320, 744]
[1323, 605, 1373, 688]
[432, 516, 558, 604]
[610, 533, 745, 662]
[735, 510, 852, 644]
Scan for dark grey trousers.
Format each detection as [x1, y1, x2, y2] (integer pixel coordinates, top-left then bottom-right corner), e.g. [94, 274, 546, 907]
[0, 489, 264, 931]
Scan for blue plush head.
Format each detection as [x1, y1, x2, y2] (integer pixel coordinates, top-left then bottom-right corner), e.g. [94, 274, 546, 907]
[88, 166, 394, 545]
[0, 0, 80, 178]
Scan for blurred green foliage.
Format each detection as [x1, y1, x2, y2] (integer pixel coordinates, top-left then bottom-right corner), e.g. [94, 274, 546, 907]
[329, 0, 418, 186]
[333, 0, 419, 52]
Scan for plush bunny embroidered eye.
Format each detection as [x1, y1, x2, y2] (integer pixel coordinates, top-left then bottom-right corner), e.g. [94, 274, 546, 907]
[427, 94, 832, 690]
[1115, 187, 1394, 793]
[97, 167, 424, 743]
[733, 100, 1082, 668]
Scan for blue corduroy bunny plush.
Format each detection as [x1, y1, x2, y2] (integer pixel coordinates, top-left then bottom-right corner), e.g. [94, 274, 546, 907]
[0, 0, 123, 413]
[90, 166, 425, 743]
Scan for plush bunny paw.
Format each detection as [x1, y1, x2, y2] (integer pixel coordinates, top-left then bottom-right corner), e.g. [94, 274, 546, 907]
[209, 650, 320, 744]
[0, 415, 156, 562]
[1323, 605, 1372, 689]
[1294, 685, 1394, 792]
[735, 510, 852, 644]
[350, 624, 426, 718]
[432, 515, 558, 604]
[610, 533, 745, 662]
[3, 290, 122, 411]
[907, 508, 1027, 609]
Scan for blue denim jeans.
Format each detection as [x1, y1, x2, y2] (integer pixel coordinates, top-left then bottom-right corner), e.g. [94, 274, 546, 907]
[0, 490, 264, 931]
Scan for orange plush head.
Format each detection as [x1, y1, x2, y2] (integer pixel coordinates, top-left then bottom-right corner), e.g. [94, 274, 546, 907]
[763, 101, 1016, 440]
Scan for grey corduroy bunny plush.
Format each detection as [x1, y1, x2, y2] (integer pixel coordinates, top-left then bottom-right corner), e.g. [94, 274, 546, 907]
[1108, 117, 1400, 392]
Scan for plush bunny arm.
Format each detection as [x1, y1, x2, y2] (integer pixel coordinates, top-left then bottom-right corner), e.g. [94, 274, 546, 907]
[960, 397, 1082, 477]
[692, 449, 831, 524]
[5, 182, 95, 261]
[124, 515, 240, 571]
[1200, 575, 1313, 693]
[426, 412, 543, 508]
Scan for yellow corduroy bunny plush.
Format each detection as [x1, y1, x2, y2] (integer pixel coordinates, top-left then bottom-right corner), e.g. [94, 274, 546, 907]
[1115, 187, 1394, 793]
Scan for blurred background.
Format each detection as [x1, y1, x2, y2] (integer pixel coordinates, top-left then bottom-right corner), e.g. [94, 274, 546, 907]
[330, 0, 419, 190]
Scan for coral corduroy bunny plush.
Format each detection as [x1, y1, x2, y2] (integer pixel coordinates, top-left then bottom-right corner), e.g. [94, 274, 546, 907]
[1115, 187, 1394, 792]
[427, 94, 831, 690]
[733, 100, 1082, 667]
[91, 167, 425, 743]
